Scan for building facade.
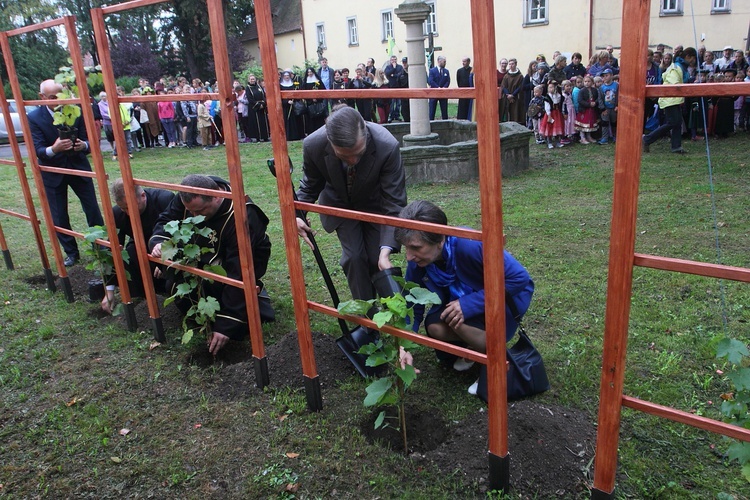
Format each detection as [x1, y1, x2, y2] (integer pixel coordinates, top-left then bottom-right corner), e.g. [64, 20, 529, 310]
[287, 0, 748, 74]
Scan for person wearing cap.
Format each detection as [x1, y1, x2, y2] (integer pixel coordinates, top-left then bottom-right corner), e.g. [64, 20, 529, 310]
[715, 46, 734, 71]
[643, 46, 698, 154]
[598, 68, 618, 144]
[384, 55, 405, 123]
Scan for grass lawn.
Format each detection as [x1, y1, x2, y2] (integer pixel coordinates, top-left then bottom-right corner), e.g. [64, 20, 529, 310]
[0, 131, 748, 498]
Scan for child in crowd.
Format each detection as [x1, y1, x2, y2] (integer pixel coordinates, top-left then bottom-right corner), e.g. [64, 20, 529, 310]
[540, 81, 565, 148]
[197, 99, 213, 150]
[575, 75, 600, 144]
[527, 84, 546, 144]
[598, 69, 618, 144]
[561, 80, 576, 145]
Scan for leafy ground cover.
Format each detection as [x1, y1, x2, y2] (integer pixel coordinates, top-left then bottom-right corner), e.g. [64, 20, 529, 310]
[0, 133, 748, 498]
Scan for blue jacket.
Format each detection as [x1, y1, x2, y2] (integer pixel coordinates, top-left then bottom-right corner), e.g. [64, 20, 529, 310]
[428, 65, 450, 89]
[405, 237, 534, 340]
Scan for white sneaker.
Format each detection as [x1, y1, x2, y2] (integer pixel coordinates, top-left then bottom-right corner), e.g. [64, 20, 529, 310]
[453, 358, 475, 372]
[468, 379, 479, 396]
[547, 143, 554, 149]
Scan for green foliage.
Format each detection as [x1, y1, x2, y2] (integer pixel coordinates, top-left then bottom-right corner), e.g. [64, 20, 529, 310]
[716, 337, 750, 483]
[82, 225, 130, 316]
[160, 216, 225, 346]
[52, 62, 104, 128]
[338, 281, 440, 453]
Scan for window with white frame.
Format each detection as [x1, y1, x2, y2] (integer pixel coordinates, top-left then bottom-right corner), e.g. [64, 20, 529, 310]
[316, 23, 326, 49]
[524, 0, 548, 26]
[381, 10, 394, 42]
[347, 17, 358, 46]
[711, 0, 731, 13]
[422, 1, 437, 35]
[660, 0, 683, 15]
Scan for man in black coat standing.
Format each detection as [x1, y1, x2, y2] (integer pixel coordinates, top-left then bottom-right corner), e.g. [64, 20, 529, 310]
[456, 57, 473, 120]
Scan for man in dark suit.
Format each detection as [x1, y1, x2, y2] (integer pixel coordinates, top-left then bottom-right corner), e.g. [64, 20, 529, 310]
[384, 55, 405, 123]
[456, 57, 473, 120]
[28, 79, 104, 267]
[296, 105, 407, 301]
[428, 55, 450, 120]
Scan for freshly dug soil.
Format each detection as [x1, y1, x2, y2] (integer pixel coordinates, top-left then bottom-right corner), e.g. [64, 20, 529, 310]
[421, 401, 595, 497]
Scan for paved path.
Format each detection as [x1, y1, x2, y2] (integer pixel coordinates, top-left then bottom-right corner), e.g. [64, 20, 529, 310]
[0, 140, 112, 160]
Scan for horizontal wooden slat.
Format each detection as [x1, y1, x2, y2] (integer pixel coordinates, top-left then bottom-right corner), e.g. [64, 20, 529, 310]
[622, 395, 750, 442]
[645, 82, 750, 98]
[0, 208, 31, 221]
[5, 18, 65, 36]
[307, 300, 487, 364]
[295, 201, 483, 241]
[634, 253, 750, 283]
[133, 178, 232, 199]
[281, 88, 478, 100]
[101, 0, 168, 15]
[38, 165, 97, 179]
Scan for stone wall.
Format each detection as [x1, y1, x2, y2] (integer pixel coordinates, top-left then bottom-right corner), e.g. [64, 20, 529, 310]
[382, 120, 532, 186]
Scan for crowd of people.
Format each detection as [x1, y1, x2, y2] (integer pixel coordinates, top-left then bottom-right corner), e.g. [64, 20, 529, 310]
[89, 42, 748, 159]
[504, 43, 749, 153]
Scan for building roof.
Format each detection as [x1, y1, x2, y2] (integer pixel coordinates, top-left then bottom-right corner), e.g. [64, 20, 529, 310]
[240, 0, 301, 42]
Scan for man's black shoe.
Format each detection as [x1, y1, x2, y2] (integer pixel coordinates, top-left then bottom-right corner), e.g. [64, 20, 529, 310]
[64, 255, 78, 267]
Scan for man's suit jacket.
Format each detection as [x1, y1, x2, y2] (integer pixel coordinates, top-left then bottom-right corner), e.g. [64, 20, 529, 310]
[27, 106, 92, 189]
[297, 122, 407, 250]
[319, 66, 335, 89]
[428, 66, 451, 89]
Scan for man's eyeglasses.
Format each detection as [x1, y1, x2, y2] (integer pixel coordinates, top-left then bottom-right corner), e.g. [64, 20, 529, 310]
[41, 93, 58, 99]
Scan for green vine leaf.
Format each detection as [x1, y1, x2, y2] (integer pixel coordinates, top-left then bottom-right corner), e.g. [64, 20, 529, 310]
[197, 296, 221, 318]
[337, 299, 374, 316]
[364, 378, 392, 407]
[374, 411, 386, 429]
[182, 328, 194, 345]
[728, 441, 750, 465]
[372, 310, 393, 328]
[395, 364, 417, 389]
[729, 368, 750, 392]
[717, 338, 749, 365]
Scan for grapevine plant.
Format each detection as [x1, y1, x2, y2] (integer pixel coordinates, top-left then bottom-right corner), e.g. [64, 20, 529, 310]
[716, 338, 750, 483]
[160, 216, 226, 345]
[82, 225, 130, 315]
[338, 280, 440, 453]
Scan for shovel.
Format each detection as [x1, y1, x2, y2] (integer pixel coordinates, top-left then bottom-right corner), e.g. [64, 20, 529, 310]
[268, 158, 395, 377]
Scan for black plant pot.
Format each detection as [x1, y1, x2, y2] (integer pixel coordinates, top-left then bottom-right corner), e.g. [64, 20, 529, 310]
[372, 267, 403, 299]
[88, 279, 105, 302]
[58, 126, 78, 151]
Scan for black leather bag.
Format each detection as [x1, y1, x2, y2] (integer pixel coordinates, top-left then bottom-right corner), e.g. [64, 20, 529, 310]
[292, 100, 307, 116]
[476, 294, 550, 402]
[307, 101, 327, 118]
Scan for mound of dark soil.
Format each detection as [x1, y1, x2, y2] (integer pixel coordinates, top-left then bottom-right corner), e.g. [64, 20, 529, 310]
[421, 400, 595, 497]
[207, 330, 357, 402]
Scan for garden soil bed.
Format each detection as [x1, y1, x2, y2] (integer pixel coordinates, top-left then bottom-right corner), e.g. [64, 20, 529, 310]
[210, 329, 597, 498]
[30, 269, 597, 497]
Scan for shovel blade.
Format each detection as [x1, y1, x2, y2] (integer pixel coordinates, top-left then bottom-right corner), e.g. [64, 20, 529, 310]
[336, 327, 383, 378]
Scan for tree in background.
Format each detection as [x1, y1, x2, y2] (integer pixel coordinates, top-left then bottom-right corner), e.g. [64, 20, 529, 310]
[110, 29, 161, 82]
[0, 0, 69, 99]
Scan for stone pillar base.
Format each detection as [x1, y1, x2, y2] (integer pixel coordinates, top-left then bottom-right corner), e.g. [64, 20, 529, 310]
[403, 133, 440, 147]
